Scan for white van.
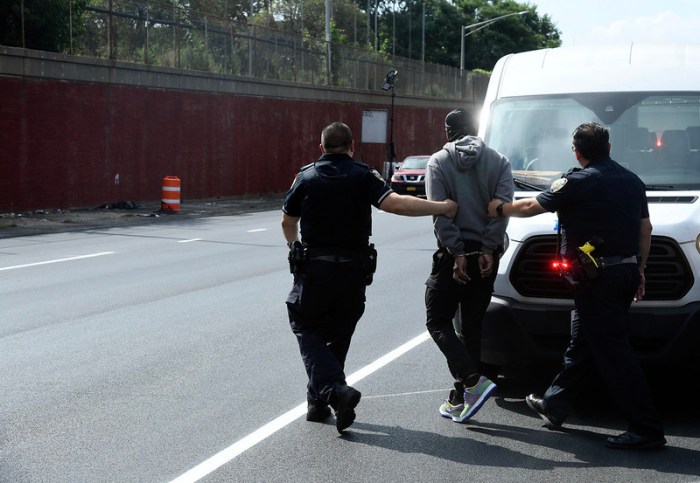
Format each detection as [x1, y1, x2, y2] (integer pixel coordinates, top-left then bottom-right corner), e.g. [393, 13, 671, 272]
[477, 43, 700, 369]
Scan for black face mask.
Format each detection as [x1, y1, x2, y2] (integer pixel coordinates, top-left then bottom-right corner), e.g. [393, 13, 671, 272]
[446, 129, 465, 142]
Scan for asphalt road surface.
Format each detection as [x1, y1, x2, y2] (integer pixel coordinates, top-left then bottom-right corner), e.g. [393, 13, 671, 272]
[1, 209, 698, 482]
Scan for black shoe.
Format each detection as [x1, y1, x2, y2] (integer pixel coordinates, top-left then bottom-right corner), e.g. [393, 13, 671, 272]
[333, 384, 362, 433]
[525, 394, 563, 428]
[606, 431, 666, 450]
[306, 401, 331, 422]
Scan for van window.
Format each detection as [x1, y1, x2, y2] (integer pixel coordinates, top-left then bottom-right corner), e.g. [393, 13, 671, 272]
[486, 93, 700, 190]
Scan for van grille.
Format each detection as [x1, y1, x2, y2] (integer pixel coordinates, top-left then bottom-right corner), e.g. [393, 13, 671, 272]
[509, 235, 693, 300]
[647, 196, 697, 203]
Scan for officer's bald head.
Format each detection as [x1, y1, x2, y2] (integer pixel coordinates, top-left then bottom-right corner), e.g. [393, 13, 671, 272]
[321, 122, 353, 154]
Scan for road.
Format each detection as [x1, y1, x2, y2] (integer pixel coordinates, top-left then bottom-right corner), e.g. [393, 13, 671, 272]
[1, 209, 698, 482]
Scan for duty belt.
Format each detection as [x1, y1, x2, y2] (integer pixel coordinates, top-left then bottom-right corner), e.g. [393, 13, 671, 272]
[306, 247, 367, 263]
[596, 255, 638, 268]
[309, 254, 359, 263]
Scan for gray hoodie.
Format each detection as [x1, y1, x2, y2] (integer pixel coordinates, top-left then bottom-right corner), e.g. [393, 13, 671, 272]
[426, 135, 514, 256]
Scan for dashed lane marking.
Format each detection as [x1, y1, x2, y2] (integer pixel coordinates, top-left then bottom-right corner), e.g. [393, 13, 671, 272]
[0, 252, 114, 272]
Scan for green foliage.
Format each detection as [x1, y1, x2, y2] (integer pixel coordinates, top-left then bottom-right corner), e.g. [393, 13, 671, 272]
[456, 0, 561, 70]
[271, 0, 369, 48]
[423, 83, 449, 98]
[373, 0, 561, 70]
[1, 0, 90, 52]
[376, 0, 465, 66]
[0, 0, 561, 85]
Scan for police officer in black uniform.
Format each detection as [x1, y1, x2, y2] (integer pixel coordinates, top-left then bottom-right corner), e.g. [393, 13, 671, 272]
[282, 121, 457, 433]
[487, 122, 665, 449]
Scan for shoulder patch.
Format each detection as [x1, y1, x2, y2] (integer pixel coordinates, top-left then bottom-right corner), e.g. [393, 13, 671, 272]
[370, 168, 385, 182]
[549, 178, 568, 193]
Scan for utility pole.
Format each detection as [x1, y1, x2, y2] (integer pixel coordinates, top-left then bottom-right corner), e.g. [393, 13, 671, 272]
[325, 0, 332, 84]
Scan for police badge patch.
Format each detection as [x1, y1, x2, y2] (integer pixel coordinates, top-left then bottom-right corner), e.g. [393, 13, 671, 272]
[371, 169, 385, 182]
[549, 178, 568, 193]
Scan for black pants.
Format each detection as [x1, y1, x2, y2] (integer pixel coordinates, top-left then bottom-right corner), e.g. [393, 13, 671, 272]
[425, 248, 498, 390]
[286, 259, 366, 406]
[542, 264, 664, 438]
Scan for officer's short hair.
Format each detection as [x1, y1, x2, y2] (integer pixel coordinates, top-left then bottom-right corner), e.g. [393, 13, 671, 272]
[572, 122, 610, 160]
[322, 122, 353, 153]
[445, 108, 477, 141]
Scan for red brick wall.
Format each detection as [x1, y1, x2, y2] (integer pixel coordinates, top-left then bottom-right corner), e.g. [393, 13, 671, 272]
[0, 76, 451, 211]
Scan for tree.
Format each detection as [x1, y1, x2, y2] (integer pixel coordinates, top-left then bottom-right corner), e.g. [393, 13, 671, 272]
[458, 0, 561, 70]
[0, 0, 89, 52]
[270, 0, 369, 48]
[189, 0, 250, 23]
[397, 0, 465, 66]
[0, 0, 560, 74]
[371, 0, 560, 71]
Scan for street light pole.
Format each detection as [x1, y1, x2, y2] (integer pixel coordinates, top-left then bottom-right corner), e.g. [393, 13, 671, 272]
[460, 10, 527, 76]
[382, 70, 398, 178]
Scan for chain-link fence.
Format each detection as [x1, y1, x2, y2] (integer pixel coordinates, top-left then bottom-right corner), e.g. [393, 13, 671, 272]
[5, 0, 488, 101]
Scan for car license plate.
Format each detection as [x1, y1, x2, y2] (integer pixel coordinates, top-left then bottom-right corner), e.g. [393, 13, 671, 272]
[407, 186, 416, 191]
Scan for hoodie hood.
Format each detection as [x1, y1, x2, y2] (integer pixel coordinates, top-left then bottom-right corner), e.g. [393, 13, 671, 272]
[443, 135, 483, 172]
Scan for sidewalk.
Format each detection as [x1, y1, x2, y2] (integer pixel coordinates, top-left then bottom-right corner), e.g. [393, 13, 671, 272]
[0, 195, 284, 239]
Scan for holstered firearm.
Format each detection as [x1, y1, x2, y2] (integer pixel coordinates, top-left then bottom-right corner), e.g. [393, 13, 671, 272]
[558, 237, 603, 290]
[362, 243, 378, 285]
[288, 241, 306, 275]
[576, 238, 602, 281]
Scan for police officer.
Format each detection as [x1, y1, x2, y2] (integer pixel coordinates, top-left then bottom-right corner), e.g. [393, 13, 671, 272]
[282, 121, 457, 433]
[487, 122, 665, 450]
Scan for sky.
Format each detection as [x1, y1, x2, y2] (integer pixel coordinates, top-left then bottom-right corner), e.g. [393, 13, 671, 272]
[530, 0, 700, 46]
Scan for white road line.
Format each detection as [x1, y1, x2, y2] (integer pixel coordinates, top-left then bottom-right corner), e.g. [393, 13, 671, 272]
[178, 239, 202, 243]
[247, 228, 266, 233]
[0, 252, 114, 272]
[169, 331, 431, 483]
[362, 388, 448, 399]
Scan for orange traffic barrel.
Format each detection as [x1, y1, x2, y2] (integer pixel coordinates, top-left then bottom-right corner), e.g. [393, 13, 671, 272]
[161, 176, 181, 212]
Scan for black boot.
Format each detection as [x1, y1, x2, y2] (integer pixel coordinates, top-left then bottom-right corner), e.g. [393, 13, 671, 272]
[332, 384, 362, 433]
[306, 401, 332, 422]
